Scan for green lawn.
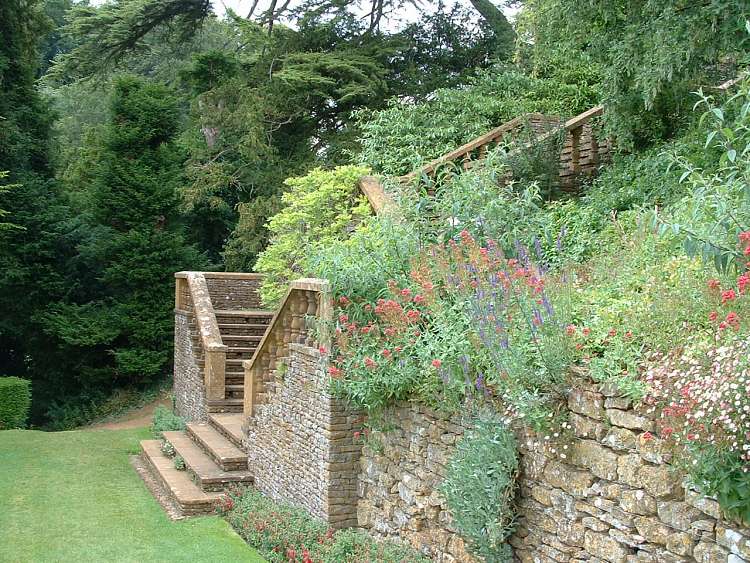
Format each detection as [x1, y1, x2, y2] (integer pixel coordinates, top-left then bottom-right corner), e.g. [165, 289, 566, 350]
[0, 428, 264, 563]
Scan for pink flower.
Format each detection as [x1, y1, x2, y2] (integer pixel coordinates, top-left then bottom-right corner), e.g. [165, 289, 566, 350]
[608, 328, 617, 337]
[318, 346, 328, 355]
[338, 296, 350, 306]
[721, 289, 736, 304]
[328, 366, 342, 379]
[400, 288, 411, 297]
[709, 311, 719, 322]
[353, 431, 361, 439]
[565, 325, 576, 336]
[364, 357, 376, 369]
[708, 279, 721, 290]
[431, 359, 442, 369]
[338, 313, 349, 323]
[381, 348, 391, 358]
[582, 327, 591, 336]
[413, 294, 425, 305]
[641, 431, 654, 442]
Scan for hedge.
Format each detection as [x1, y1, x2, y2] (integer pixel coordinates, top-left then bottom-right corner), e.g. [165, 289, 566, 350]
[0, 377, 31, 429]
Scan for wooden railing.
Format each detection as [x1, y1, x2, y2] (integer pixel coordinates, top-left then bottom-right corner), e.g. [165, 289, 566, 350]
[243, 278, 332, 419]
[175, 272, 228, 401]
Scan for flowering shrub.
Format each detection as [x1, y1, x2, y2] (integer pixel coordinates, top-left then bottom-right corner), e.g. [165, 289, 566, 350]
[434, 230, 578, 429]
[224, 487, 428, 562]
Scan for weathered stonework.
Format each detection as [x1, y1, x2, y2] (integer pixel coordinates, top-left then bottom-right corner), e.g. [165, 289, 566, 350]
[245, 343, 363, 529]
[357, 403, 474, 562]
[354, 384, 750, 563]
[173, 310, 206, 421]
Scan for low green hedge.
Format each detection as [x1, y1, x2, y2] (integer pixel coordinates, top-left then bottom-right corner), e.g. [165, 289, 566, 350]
[0, 377, 31, 429]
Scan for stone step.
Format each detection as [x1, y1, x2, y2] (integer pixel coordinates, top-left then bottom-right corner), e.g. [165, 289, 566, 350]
[224, 346, 259, 353]
[208, 413, 245, 449]
[217, 323, 270, 329]
[226, 385, 244, 399]
[207, 398, 244, 413]
[140, 439, 223, 515]
[186, 422, 247, 471]
[214, 310, 273, 322]
[162, 431, 253, 492]
[220, 335, 263, 343]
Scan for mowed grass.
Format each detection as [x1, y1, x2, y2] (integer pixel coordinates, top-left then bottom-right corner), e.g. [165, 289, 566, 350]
[0, 428, 264, 563]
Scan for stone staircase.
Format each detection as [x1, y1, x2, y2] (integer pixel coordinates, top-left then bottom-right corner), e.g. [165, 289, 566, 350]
[193, 310, 273, 413]
[140, 412, 249, 515]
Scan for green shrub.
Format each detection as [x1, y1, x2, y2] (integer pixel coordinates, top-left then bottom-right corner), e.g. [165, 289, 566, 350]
[689, 445, 750, 525]
[0, 377, 31, 429]
[441, 413, 518, 563]
[151, 405, 185, 437]
[254, 165, 371, 307]
[354, 66, 599, 176]
[224, 487, 428, 562]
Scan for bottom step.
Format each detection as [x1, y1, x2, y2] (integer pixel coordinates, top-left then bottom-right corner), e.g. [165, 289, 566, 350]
[207, 398, 243, 413]
[140, 440, 223, 516]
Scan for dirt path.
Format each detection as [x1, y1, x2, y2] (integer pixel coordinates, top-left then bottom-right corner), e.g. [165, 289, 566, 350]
[86, 396, 171, 431]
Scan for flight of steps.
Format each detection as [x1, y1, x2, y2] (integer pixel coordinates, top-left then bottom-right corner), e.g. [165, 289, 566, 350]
[140, 412, 250, 515]
[191, 309, 274, 414]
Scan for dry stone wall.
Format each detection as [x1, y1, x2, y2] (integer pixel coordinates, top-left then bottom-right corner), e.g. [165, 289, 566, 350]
[244, 343, 364, 529]
[357, 403, 474, 562]
[173, 310, 206, 421]
[356, 384, 750, 563]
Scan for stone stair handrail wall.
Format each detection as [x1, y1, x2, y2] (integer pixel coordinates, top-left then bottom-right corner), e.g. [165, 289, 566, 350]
[242, 278, 332, 420]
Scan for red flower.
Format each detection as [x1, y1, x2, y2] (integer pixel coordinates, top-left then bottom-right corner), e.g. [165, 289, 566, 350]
[740, 231, 750, 243]
[287, 548, 296, 560]
[624, 330, 633, 339]
[582, 327, 591, 336]
[721, 289, 737, 304]
[328, 366, 342, 379]
[318, 346, 327, 355]
[431, 359, 442, 369]
[353, 431, 361, 439]
[406, 309, 421, 323]
[338, 313, 349, 323]
[338, 296, 350, 306]
[565, 324, 576, 336]
[361, 325, 371, 334]
[400, 288, 412, 297]
[381, 348, 391, 358]
[364, 304, 373, 312]
[641, 431, 654, 442]
[708, 279, 721, 290]
[726, 311, 740, 329]
[744, 246, 750, 257]
[413, 294, 425, 305]
[608, 328, 617, 337]
[384, 327, 396, 337]
[661, 427, 674, 439]
[709, 311, 719, 322]
[739, 274, 750, 293]
[364, 357, 377, 369]
[394, 346, 402, 353]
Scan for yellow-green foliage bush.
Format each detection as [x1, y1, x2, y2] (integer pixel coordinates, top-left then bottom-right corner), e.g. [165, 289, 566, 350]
[0, 377, 31, 429]
[254, 165, 371, 307]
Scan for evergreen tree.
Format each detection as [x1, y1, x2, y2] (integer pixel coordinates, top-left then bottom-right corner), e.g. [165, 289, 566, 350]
[45, 76, 207, 393]
[0, 0, 79, 421]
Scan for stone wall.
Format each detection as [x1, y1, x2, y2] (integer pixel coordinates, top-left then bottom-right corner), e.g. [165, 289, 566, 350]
[173, 310, 206, 421]
[205, 275, 263, 310]
[355, 385, 750, 563]
[244, 343, 363, 529]
[357, 403, 474, 562]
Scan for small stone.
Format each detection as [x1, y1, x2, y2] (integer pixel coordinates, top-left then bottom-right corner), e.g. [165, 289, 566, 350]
[716, 525, 750, 559]
[693, 541, 730, 563]
[666, 532, 694, 556]
[620, 489, 657, 516]
[583, 516, 609, 532]
[640, 465, 682, 499]
[607, 409, 654, 432]
[584, 530, 631, 562]
[543, 460, 594, 497]
[604, 427, 638, 451]
[657, 501, 702, 531]
[569, 389, 605, 420]
[572, 439, 619, 480]
[569, 412, 608, 440]
[685, 488, 722, 519]
[633, 516, 671, 545]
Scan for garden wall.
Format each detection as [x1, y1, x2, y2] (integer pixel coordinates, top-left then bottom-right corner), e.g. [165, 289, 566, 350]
[173, 310, 206, 421]
[244, 343, 364, 529]
[356, 383, 750, 563]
